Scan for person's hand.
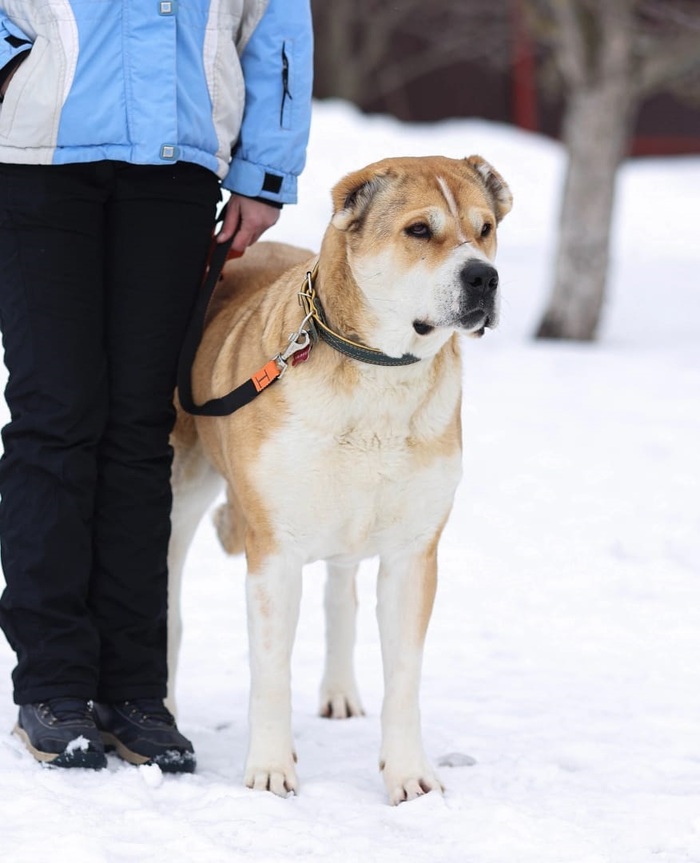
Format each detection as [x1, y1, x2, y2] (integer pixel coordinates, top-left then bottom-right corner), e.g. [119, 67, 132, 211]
[217, 194, 281, 253]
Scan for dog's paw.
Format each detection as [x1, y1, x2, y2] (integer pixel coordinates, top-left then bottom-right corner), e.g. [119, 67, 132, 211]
[318, 685, 364, 719]
[380, 758, 444, 806]
[244, 756, 298, 798]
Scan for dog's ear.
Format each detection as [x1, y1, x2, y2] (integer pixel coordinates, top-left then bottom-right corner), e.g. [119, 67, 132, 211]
[330, 166, 393, 231]
[465, 155, 513, 223]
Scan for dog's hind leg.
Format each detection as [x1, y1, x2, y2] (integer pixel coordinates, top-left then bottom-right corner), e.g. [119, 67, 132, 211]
[376, 542, 444, 805]
[166, 444, 223, 715]
[244, 551, 303, 797]
[319, 562, 364, 719]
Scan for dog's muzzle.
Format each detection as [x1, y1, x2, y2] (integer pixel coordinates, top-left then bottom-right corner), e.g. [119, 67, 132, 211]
[458, 260, 499, 333]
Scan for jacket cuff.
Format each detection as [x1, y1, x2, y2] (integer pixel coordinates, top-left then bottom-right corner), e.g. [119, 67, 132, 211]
[222, 157, 298, 205]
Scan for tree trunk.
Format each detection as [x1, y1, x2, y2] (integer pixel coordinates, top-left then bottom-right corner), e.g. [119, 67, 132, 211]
[535, 81, 636, 341]
[313, 6, 368, 104]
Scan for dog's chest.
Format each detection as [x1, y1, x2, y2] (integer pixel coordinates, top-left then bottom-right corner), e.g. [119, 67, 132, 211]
[250, 379, 462, 562]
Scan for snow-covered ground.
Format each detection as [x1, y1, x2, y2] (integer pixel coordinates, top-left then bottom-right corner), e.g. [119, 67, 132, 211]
[1, 100, 699, 863]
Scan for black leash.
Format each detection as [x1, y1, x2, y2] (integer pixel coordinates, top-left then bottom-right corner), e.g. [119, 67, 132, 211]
[176, 215, 278, 417]
[177, 212, 421, 418]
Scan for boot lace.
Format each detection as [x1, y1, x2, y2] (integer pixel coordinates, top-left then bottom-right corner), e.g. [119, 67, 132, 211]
[43, 698, 92, 722]
[121, 699, 175, 726]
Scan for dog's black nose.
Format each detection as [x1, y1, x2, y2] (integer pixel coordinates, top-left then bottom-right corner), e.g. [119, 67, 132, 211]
[460, 261, 499, 295]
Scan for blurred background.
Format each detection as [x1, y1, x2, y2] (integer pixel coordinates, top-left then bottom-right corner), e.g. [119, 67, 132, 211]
[309, 0, 700, 342]
[310, 0, 700, 155]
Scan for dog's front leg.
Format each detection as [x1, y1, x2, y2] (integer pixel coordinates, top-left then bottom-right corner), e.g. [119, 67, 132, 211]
[376, 544, 444, 805]
[319, 562, 364, 719]
[244, 553, 302, 797]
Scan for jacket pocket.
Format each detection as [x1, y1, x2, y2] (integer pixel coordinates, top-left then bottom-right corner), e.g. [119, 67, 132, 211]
[0, 36, 59, 146]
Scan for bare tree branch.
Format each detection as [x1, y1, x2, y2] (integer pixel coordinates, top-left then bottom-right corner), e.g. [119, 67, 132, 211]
[372, 44, 489, 102]
[540, 0, 588, 88]
[641, 0, 700, 31]
[370, 0, 427, 34]
[635, 31, 700, 96]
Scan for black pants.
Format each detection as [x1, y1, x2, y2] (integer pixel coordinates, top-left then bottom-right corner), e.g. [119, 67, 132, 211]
[0, 161, 220, 704]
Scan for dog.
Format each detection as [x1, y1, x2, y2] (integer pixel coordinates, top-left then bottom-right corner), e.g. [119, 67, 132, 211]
[167, 155, 512, 804]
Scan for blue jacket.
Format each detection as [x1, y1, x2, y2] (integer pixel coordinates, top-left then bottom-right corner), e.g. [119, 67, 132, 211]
[0, 0, 313, 204]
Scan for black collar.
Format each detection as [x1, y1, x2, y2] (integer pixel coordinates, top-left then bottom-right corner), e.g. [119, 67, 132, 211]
[298, 264, 420, 367]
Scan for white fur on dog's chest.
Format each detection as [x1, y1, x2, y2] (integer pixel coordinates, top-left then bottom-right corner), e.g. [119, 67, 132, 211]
[252, 377, 462, 564]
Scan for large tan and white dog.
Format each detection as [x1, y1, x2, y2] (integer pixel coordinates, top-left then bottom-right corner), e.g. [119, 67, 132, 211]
[167, 155, 512, 804]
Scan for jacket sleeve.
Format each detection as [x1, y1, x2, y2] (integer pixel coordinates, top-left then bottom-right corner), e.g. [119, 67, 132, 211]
[0, 13, 33, 90]
[223, 0, 313, 205]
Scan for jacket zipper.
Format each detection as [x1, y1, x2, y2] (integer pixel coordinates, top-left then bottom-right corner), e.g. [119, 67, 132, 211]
[281, 43, 291, 127]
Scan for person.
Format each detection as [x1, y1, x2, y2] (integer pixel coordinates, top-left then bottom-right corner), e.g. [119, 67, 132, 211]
[0, 1, 313, 772]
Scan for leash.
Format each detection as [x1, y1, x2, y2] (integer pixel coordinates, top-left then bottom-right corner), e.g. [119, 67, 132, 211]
[177, 214, 239, 416]
[178, 206, 317, 417]
[177, 216, 419, 418]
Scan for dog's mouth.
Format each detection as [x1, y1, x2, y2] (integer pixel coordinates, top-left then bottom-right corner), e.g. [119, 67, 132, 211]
[413, 314, 493, 338]
[462, 310, 494, 338]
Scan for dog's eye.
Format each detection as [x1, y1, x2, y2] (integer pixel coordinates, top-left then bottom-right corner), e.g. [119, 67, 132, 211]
[481, 222, 492, 238]
[405, 222, 432, 239]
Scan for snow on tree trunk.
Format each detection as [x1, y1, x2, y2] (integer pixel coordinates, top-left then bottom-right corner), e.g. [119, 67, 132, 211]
[536, 82, 635, 340]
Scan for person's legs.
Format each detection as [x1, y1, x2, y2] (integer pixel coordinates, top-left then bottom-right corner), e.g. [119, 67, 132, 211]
[0, 160, 219, 769]
[0, 162, 110, 704]
[89, 161, 219, 702]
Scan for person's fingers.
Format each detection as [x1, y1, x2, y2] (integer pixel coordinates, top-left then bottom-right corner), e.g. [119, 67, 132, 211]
[218, 196, 281, 251]
[215, 198, 242, 244]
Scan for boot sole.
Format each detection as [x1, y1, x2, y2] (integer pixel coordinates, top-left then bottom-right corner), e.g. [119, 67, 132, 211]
[13, 723, 107, 770]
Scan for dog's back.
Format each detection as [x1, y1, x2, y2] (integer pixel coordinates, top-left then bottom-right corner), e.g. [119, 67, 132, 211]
[205, 242, 314, 325]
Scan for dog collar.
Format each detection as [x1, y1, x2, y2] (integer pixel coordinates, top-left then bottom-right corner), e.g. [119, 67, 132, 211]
[298, 265, 420, 367]
[177, 254, 420, 419]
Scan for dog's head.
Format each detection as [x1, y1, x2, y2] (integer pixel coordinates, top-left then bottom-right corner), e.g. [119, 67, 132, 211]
[324, 155, 512, 360]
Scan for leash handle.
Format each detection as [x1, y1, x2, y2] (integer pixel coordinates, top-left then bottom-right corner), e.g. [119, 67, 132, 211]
[176, 208, 265, 417]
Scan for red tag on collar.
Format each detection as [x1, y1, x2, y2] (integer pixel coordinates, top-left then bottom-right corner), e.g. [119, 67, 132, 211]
[291, 344, 312, 366]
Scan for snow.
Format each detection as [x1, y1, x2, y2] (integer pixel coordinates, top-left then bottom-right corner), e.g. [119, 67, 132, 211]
[65, 736, 90, 755]
[1, 99, 699, 862]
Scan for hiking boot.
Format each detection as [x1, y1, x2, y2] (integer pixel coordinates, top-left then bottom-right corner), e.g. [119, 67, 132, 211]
[93, 699, 196, 773]
[13, 698, 107, 769]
